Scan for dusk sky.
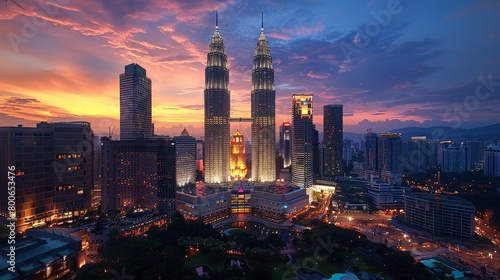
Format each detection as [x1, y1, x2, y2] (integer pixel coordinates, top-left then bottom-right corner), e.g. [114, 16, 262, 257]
[1, 0, 499, 138]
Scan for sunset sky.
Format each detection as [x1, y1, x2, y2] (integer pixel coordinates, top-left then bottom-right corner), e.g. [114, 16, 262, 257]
[0, 0, 499, 138]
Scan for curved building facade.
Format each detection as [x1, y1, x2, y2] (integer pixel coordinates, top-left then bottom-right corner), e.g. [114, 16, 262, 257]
[204, 13, 231, 184]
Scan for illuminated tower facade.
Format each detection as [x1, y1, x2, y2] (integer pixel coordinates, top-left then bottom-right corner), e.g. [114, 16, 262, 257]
[174, 128, 196, 187]
[204, 12, 230, 184]
[120, 63, 152, 140]
[291, 94, 314, 188]
[279, 121, 292, 168]
[230, 130, 247, 180]
[251, 14, 276, 182]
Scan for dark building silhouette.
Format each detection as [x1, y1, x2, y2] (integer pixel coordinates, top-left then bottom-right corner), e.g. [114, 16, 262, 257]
[275, 154, 284, 180]
[312, 125, 320, 180]
[484, 145, 500, 176]
[377, 133, 402, 173]
[323, 104, 343, 177]
[364, 130, 378, 170]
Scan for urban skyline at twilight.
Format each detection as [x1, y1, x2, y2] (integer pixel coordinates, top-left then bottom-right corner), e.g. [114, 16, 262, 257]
[0, 0, 499, 139]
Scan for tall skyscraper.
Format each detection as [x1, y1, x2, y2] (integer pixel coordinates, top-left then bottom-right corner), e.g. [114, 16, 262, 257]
[291, 94, 314, 188]
[279, 121, 292, 168]
[442, 144, 463, 173]
[462, 140, 483, 171]
[0, 122, 94, 233]
[484, 145, 500, 177]
[204, 12, 230, 184]
[230, 130, 248, 180]
[364, 130, 378, 170]
[323, 104, 343, 177]
[437, 140, 452, 168]
[119, 63, 152, 140]
[401, 136, 438, 173]
[251, 14, 276, 183]
[377, 133, 402, 173]
[312, 125, 320, 179]
[174, 129, 196, 187]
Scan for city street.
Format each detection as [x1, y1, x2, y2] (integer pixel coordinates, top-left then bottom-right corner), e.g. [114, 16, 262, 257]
[330, 212, 499, 277]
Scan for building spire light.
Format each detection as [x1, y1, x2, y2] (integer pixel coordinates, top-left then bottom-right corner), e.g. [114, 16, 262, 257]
[261, 12, 264, 33]
[216, 10, 219, 30]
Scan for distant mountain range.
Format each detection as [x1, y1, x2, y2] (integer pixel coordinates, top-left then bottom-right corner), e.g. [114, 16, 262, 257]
[341, 124, 500, 141]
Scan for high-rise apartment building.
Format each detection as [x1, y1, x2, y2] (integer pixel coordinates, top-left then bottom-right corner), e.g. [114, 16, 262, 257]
[204, 13, 230, 184]
[279, 121, 292, 168]
[401, 136, 438, 173]
[174, 129, 196, 187]
[437, 140, 452, 168]
[405, 193, 475, 239]
[442, 144, 463, 173]
[462, 140, 483, 171]
[119, 63, 152, 140]
[101, 137, 176, 215]
[484, 145, 500, 177]
[323, 104, 343, 177]
[377, 133, 402, 173]
[251, 15, 276, 183]
[0, 122, 94, 233]
[364, 131, 378, 170]
[291, 94, 314, 188]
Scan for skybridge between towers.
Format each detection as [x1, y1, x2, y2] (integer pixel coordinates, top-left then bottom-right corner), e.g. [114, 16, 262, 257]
[228, 117, 253, 123]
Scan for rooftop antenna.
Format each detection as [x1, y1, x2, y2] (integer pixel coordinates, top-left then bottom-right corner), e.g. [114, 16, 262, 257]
[261, 12, 264, 33]
[215, 10, 218, 30]
[5, 0, 25, 10]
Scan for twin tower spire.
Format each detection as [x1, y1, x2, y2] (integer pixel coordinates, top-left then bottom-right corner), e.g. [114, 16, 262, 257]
[204, 11, 276, 184]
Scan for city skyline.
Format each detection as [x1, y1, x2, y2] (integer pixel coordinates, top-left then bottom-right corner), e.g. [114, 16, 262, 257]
[0, 1, 499, 138]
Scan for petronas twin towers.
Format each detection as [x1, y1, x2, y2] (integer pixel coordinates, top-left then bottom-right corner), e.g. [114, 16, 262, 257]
[204, 12, 275, 184]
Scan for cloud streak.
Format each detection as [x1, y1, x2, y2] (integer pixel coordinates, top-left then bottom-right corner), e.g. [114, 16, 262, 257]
[0, 0, 498, 137]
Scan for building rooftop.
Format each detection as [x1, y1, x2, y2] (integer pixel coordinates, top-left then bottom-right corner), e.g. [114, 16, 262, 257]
[420, 257, 471, 280]
[406, 192, 474, 208]
[485, 145, 500, 151]
[253, 183, 300, 194]
[177, 182, 230, 196]
[0, 230, 81, 272]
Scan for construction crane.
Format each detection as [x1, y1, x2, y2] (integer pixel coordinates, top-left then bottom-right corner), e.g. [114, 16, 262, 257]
[108, 126, 115, 139]
[5, 0, 25, 10]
